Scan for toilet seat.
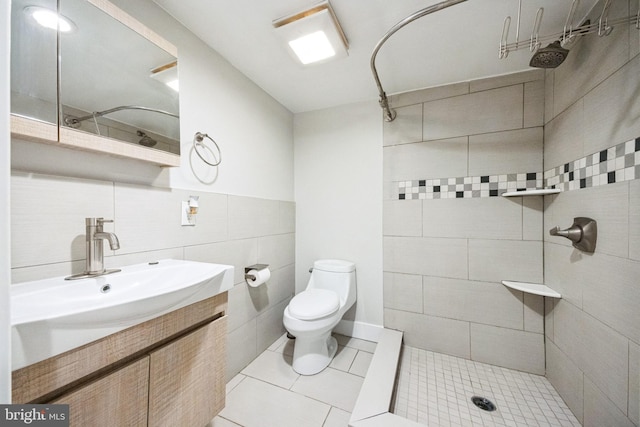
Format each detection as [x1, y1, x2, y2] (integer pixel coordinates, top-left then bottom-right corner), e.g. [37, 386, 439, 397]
[288, 289, 340, 320]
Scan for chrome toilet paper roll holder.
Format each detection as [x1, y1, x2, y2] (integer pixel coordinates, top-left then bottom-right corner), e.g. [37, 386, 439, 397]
[549, 217, 597, 253]
[245, 264, 269, 281]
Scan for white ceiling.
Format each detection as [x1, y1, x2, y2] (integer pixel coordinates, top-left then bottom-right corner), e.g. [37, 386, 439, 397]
[152, 0, 598, 114]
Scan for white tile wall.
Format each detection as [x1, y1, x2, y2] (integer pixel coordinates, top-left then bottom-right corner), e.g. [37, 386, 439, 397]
[629, 340, 640, 426]
[551, 0, 630, 117]
[544, 11, 640, 423]
[523, 293, 544, 334]
[544, 99, 585, 169]
[630, 179, 640, 261]
[583, 377, 636, 427]
[382, 272, 422, 313]
[543, 182, 629, 258]
[422, 85, 523, 141]
[470, 324, 545, 375]
[11, 172, 114, 269]
[422, 277, 524, 330]
[382, 200, 421, 237]
[383, 137, 468, 181]
[384, 309, 471, 359]
[383, 69, 546, 376]
[383, 236, 468, 279]
[553, 300, 629, 413]
[422, 197, 523, 240]
[545, 340, 584, 424]
[468, 128, 543, 177]
[382, 104, 422, 146]
[10, 172, 295, 382]
[468, 240, 543, 284]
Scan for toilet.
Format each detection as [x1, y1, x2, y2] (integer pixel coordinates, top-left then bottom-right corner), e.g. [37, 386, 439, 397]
[283, 259, 356, 375]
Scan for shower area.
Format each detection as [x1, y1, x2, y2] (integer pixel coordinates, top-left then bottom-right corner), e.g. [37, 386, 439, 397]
[380, 0, 640, 426]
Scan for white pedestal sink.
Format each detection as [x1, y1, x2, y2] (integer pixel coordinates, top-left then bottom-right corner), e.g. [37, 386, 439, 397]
[11, 259, 234, 370]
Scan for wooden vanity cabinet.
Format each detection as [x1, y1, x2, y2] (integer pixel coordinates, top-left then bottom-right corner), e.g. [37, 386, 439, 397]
[149, 319, 226, 427]
[51, 357, 150, 427]
[12, 293, 228, 427]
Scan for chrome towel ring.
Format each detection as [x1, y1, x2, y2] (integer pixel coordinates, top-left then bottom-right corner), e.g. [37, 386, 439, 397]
[193, 132, 222, 166]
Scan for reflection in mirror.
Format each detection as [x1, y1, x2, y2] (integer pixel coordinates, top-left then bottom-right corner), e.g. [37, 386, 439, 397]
[10, 0, 58, 124]
[59, 0, 180, 155]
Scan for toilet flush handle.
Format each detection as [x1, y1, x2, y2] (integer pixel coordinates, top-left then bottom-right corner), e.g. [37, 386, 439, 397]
[309, 267, 313, 273]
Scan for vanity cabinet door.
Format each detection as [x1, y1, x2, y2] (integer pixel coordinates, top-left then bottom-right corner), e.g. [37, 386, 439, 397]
[51, 357, 149, 427]
[148, 316, 227, 427]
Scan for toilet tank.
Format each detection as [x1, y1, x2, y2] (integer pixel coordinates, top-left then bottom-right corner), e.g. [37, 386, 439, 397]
[309, 259, 356, 305]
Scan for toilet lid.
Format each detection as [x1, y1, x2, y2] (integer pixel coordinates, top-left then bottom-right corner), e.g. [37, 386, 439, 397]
[289, 289, 340, 320]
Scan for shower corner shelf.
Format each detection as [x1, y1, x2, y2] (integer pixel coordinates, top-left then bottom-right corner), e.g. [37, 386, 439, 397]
[501, 280, 562, 298]
[502, 189, 561, 197]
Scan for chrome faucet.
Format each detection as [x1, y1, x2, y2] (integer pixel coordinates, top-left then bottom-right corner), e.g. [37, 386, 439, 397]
[66, 217, 121, 280]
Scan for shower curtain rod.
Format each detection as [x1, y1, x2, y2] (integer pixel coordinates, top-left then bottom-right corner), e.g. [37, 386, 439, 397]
[370, 0, 468, 122]
[64, 105, 179, 127]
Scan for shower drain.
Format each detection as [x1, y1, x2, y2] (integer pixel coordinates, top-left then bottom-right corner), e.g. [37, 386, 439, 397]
[471, 396, 496, 412]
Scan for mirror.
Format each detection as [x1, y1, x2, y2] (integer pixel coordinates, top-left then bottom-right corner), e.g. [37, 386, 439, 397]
[10, 0, 58, 125]
[59, 0, 180, 155]
[10, 0, 180, 160]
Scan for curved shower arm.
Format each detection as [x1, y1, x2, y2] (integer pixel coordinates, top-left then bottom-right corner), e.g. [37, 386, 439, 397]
[370, 0, 468, 122]
[64, 105, 179, 126]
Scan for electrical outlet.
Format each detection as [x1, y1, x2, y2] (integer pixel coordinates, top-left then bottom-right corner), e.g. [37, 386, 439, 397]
[181, 201, 196, 226]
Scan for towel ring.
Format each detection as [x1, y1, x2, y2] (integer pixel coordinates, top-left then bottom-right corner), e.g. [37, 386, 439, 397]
[193, 132, 222, 166]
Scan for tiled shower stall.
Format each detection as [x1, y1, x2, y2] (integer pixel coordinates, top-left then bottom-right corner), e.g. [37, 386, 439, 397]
[382, 1, 640, 425]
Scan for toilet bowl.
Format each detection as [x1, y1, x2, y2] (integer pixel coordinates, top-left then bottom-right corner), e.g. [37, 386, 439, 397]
[283, 259, 356, 375]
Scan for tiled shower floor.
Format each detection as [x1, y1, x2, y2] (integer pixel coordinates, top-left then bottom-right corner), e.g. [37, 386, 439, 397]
[393, 346, 581, 427]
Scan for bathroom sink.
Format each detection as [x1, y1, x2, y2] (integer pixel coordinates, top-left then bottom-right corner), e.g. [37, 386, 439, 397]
[11, 259, 234, 370]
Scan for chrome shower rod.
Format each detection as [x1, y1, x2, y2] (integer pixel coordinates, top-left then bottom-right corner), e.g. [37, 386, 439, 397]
[370, 0, 468, 122]
[65, 105, 179, 126]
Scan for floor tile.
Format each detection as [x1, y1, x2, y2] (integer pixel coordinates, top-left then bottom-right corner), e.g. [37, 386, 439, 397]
[207, 416, 242, 427]
[329, 345, 358, 372]
[241, 349, 299, 389]
[393, 346, 581, 426]
[322, 407, 351, 427]
[291, 367, 364, 412]
[220, 376, 330, 427]
[349, 350, 373, 377]
[225, 373, 245, 394]
[336, 334, 377, 353]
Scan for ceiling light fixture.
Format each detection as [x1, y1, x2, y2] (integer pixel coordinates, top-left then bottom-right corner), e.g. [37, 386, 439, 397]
[150, 61, 179, 92]
[24, 6, 76, 33]
[273, 1, 348, 65]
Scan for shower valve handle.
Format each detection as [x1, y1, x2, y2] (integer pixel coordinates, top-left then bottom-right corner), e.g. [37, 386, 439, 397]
[549, 225, 582, 243]
[549, 217, 597, 253]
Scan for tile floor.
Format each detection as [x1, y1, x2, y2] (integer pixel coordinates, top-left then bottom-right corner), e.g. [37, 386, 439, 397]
[393, 346, 582, 427]
[209, 333, 376, 427]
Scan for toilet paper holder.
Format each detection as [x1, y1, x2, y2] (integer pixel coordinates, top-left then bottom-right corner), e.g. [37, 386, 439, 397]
[245, 264, 269, 281]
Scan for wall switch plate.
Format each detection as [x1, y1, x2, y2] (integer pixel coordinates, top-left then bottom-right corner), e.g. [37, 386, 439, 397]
[181, 201, 196, 226]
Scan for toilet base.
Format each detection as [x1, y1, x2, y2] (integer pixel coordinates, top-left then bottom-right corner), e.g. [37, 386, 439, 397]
[291, 333, 337, 375]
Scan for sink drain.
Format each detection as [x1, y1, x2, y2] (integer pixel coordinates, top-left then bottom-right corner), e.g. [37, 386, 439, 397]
[471, 396, 496, 412]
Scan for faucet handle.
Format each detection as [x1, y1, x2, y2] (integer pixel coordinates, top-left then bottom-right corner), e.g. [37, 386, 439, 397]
[97, 218, 114, 225]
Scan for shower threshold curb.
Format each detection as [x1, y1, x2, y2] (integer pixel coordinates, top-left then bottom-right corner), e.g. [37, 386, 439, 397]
[349, 328, 422, 427]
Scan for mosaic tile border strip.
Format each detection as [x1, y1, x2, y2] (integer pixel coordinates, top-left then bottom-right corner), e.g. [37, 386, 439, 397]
[396, 137, 640, 200]
[545, 138, 640, 191]
[397, 173, 543, 200]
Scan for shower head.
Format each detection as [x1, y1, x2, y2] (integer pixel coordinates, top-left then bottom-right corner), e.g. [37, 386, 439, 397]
[136, 130, 157, 147]
[529, 41, 569, 69]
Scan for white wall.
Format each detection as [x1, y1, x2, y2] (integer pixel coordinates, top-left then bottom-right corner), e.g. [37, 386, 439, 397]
[112, 0, 294, 201]
[294, 101, 383, 338]
[12, 0, 294, 202]
[1, 0, 11, 403]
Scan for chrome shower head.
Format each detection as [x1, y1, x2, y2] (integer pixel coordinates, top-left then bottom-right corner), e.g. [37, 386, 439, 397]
[529, 41, 569, 69]
[136, 130, 157, 147]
